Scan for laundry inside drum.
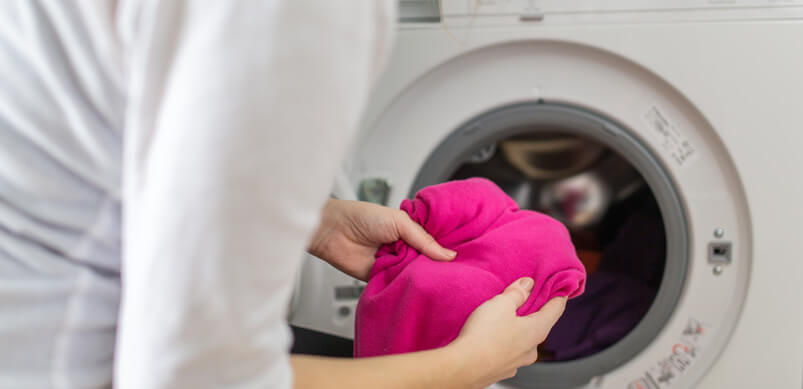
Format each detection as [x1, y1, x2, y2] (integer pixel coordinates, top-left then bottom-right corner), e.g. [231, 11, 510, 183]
[450, 132, 667, 362]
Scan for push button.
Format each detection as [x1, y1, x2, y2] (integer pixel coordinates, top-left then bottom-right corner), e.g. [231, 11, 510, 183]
[708, 242, 732, 264]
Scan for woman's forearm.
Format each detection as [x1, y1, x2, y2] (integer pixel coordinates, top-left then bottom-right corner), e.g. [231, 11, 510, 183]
[291, 345, 479, 389]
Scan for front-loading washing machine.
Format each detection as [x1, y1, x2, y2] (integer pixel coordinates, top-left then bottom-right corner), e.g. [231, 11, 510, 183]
[289, 1, 803, 387]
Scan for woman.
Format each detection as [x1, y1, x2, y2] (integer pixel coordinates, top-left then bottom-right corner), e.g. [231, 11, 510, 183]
[0, 1, 565, 388]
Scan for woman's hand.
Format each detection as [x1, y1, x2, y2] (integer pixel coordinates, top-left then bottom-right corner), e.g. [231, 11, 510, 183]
[308, 199, 456, 281]
[292, 280, 566, 389]
[450, 278, 568, 388]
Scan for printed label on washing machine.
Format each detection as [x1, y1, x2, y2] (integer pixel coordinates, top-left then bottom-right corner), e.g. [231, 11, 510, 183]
[643, 105, 697, 168]
[627, 318, 711, 389]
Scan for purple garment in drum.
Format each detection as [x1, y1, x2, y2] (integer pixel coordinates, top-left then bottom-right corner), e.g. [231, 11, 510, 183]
[542, 271, 655, 361]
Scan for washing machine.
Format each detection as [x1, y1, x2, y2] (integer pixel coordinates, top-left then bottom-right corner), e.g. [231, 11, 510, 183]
[289, 1, 803, 387]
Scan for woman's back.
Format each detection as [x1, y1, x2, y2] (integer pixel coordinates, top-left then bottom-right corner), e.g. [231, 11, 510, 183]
[0, 1, 124, 387]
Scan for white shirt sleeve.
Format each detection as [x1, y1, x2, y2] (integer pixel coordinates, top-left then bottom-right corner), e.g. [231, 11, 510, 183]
[114, 1, 395, 388]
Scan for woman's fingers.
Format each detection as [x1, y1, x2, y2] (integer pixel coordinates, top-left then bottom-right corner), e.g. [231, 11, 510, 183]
[393, 211, 456, 261]
[498, 277, 535, 309]
[524, 296, 568, 337]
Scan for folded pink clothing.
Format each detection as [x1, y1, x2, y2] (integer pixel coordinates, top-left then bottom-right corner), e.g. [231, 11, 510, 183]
[354, 178, 586, 357]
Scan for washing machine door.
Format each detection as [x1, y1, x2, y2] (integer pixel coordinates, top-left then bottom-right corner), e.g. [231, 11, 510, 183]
[346, 39, 751, 388]
[408, 102, 690, 388]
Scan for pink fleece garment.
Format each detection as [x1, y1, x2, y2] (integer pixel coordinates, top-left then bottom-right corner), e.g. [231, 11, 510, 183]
[354, 178, 586, 357]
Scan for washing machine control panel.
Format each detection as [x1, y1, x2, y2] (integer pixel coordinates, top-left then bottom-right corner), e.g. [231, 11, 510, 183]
[428, 0, 803, 22]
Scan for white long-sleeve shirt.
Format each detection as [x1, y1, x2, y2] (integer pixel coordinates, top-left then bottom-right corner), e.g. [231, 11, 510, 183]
[0, 1, 395, 388]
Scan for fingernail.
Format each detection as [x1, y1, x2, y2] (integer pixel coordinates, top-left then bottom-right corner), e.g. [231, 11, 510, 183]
[519, 277, 534, 291]
[444, 249, 457, 258]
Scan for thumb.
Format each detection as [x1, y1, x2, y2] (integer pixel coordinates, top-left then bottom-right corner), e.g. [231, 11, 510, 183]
[394, 212, 457, 261]
[498, 277, 535, 309]
[524, 296, 567, 330]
